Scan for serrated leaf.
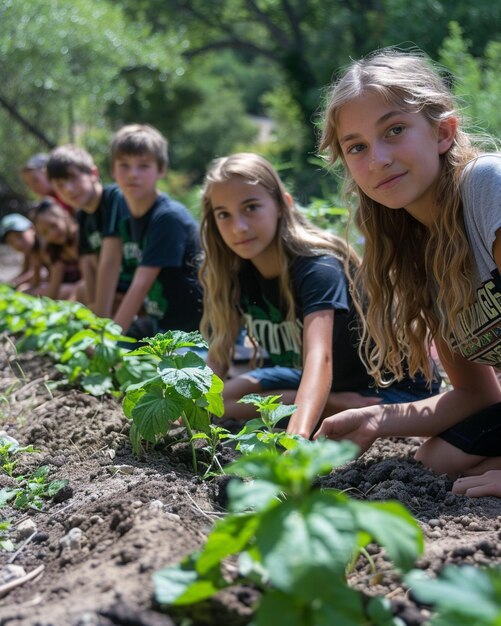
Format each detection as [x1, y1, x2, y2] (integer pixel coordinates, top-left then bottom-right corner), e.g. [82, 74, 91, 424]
[158, 359, 214, 398]
[132, 390, 184, 442]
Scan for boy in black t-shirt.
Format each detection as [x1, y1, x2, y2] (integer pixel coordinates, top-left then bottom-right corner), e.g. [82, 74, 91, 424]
[110, 124, 203, 338]
[47, 145, 133, 315]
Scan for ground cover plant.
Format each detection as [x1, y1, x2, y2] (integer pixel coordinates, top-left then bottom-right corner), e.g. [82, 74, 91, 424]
[0, 252, 500, 625]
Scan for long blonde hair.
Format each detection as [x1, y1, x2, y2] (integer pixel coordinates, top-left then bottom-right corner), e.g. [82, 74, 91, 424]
[200, 152, 361, 373]
[319, 49, 479, 383]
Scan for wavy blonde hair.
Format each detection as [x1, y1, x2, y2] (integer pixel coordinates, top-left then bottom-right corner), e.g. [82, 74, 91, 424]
[319, 49, 480, 384]
[200, 152, 361, 373]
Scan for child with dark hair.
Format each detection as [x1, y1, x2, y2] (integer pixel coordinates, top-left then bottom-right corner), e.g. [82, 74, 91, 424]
[0, 213, 48, 294]
[47, 144, 133, 312]
[33, 200, 84, 301]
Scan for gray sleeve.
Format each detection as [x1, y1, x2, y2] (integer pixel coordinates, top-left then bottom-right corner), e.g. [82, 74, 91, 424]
[461, 154, 501, 257]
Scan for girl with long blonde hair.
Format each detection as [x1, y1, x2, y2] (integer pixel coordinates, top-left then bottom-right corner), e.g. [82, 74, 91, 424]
[200, 152, 439, 439]
[316, 48, 501, 497]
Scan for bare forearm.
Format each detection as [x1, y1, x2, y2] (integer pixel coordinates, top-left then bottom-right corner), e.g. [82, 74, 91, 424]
[286, 357, 332, 439]
[376, 384, 501, 438]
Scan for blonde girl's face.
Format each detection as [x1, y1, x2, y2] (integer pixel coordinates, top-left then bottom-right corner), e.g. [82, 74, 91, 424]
[336, 90, 456, 225]
[35, 212, 68, 245]
[210, 177, 282, 276]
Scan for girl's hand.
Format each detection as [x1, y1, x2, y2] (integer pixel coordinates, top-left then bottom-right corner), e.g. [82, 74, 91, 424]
[313, 405, 383, 453]
[452, 471, 501, 498]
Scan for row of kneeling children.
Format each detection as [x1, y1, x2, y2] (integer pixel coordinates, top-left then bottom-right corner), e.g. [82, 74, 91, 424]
[2, 124, 439, 442]
[3, 50, 501, 503]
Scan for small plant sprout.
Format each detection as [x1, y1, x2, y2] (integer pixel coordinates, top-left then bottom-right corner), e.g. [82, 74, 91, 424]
[0, 520, 14, 552]
[191, 424, 230, 479]
[227, 393, 300, 454]
[0, 465, 68, 510]
[122, 331, 224, 473]
[0, 435, 39, 477]
[56, 314, 135, 396]
[154, 438, 423, 625]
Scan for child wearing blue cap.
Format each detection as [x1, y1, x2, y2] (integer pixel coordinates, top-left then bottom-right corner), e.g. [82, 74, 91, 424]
[0, 213, 48, 293]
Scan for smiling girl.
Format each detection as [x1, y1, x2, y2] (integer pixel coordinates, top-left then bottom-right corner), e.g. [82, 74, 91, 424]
[33, 200, 84, 301]
[200, 152, 440, 439]
[316, 48, 501, 497]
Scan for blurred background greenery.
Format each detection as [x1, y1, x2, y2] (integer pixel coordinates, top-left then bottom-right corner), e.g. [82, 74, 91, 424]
[1, 0, 500, 233]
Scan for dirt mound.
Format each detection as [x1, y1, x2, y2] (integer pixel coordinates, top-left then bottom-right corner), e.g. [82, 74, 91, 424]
[0, 340, 499, 626]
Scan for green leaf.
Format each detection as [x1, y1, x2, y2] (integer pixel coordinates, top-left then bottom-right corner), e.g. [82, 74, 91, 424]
[132, 389, 184, 442]
[32, 466, 51, 480]
[82, 373, 115, 396]
[183, 402, 211, 434]
[47, 479, 69, 497]
[255, 493, 357, 598]
[154, 553, 227, 606]
[158, 353, 213, 398]
[227, 478, 282, 513]
[196, 513, 261, 574]
[254, 589, 309, 626]
[268, 403, 298, 426]
[349, 500, 423, 571]
[122, 386, 147, 419]
[406, 566, 501, 623]
[366, 596, 405, 626]
[0, 488, 21, 507]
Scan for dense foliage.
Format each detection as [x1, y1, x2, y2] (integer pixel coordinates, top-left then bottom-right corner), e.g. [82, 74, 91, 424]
[1, 0, 500, 205]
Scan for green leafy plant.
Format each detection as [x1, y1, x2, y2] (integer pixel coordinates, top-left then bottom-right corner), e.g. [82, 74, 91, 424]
[122, 330, 224, 472]
[406, 565, 501, 625]
[0, 465, 68, 510]
[191, 424, 231, 479]
[0, 435, 39, 477]
[154, 439, 423, 625]
[226, 394, 300, 454]
[56, 315, 135, 396]
[0, 520, 14, 552]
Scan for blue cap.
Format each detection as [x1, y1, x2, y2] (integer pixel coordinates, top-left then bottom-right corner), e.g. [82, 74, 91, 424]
[0, 213, 33, 242]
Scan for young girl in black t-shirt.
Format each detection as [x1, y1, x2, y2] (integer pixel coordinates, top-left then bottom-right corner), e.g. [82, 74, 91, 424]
[200, 152, 440, 439]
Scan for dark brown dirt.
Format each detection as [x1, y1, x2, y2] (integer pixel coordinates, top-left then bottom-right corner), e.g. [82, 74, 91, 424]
[0, 245, 500, 626]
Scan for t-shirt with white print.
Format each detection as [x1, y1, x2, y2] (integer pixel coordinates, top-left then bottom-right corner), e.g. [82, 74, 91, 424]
[450, 154, 501, 367]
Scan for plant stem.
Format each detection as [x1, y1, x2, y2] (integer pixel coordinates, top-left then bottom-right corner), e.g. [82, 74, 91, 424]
[180, 412, 197, 474]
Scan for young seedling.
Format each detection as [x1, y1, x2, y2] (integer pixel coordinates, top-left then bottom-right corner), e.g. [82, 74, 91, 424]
[226, 393, 300, 454]
[122, 330, 224, 473]
[0, 435, 39, 477]
[191, 424, 231, 479]
[0, 465, 68, 510]
[56, 314, 135, 396]
[154, 438, 423, 625]
[0, 520, 14, 552]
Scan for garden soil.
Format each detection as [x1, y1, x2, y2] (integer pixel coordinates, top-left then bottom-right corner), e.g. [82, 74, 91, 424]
[0, 244, 500, 626]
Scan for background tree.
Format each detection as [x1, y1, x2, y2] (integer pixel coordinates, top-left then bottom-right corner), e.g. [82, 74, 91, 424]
[1, 0, 500, 213]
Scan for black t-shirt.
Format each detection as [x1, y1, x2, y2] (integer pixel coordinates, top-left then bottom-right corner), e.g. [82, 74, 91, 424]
[130, 193, 203, 333]
[238, 255, 372, 391]
[77, 184, 127, 255]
